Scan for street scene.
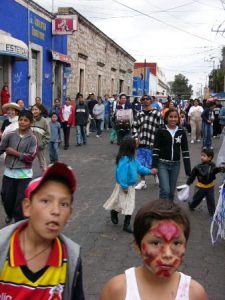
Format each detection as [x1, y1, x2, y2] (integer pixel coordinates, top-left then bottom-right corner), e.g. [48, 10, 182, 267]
[1, 0, 225, 300]
[0, 130, 224, 299]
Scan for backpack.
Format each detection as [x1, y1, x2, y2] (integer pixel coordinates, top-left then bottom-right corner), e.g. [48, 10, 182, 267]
[114, 109, 133, 130]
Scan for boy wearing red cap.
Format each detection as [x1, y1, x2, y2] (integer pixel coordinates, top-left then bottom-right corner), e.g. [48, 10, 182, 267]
[0, 162, 84, 300]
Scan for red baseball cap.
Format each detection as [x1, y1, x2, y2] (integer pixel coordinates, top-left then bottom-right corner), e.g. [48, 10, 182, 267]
[25, 162, 77, 199]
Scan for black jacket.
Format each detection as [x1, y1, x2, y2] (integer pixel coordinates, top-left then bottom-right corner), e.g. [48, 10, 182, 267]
[152, 125, 191, 176]
[75, 103, 89, 126]
[186, 161, 224, 185]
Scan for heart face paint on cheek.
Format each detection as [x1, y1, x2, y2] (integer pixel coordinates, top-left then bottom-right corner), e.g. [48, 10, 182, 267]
[150, 220, 181, 242]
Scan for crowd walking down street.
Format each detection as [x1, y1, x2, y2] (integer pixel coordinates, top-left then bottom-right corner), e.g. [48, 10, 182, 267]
[0, 95, 224, 299]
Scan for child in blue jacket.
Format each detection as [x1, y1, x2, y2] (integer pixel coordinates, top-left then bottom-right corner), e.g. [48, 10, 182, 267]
[103, 137, 151, 233]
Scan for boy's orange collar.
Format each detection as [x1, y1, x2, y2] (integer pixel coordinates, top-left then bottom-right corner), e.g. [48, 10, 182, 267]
[9, 222, 66, 267]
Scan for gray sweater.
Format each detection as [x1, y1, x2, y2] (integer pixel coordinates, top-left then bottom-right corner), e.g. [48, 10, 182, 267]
[0, 128, 37, 169]
[93, 103, 104, 120]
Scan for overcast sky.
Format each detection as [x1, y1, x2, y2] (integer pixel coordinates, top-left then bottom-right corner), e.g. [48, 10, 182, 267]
[36, 0, 225, 96]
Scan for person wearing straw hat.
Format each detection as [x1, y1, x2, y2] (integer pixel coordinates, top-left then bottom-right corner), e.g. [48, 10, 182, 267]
[1, 103, 22, 140]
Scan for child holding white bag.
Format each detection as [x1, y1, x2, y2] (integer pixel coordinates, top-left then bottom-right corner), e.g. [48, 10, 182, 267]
[103, 137, 152, 233]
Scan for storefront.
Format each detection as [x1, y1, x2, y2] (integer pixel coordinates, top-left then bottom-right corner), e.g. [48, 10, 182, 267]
[50, 50, 72, 101]
[0, 30, 28, 110]
[0, 0, 69, 109]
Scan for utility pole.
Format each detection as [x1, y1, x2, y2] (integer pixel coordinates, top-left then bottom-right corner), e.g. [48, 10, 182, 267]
[143, 59, 146, 95]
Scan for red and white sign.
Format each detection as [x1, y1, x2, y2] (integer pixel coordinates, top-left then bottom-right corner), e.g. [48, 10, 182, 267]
[52, 15, 78, 35]
[51, 50, 72, 64]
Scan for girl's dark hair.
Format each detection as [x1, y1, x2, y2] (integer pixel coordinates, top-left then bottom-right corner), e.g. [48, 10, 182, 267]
[134, 199, 190, 249]
[164, 108, 180, 124]
[18, 110, 33, 122]
[116, 137, 136, 165]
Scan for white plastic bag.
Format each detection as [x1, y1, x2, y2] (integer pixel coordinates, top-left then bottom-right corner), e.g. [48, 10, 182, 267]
[216, 135, 225, 166]
[210, 184, 225, 244]
[176, 184, 190, 202]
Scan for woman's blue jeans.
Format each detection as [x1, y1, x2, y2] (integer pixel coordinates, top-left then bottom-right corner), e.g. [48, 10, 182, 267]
[158, 161, 180, 201]
[202, 122, 213, 148]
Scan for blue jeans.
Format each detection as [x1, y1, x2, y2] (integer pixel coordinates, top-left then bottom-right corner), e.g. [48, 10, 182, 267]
[158, 161, 180, 201]
[104, 113, 110, 130]
[202, 122, 213, 148]
[95, 119, 102, 136]
[49, 142, 59, 162]
[76, 125, 86, 144]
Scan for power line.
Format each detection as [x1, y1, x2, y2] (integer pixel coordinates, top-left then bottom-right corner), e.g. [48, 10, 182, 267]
[112, 0, 221, 44]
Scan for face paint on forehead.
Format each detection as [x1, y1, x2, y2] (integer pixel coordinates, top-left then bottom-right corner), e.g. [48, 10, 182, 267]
[150, 221, 181, 242]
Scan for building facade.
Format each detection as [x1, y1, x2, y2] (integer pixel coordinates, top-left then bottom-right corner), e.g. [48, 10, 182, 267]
[56, 8, 135, 99]
[134, 62, 168, 96]
[0, 0, 69, 110]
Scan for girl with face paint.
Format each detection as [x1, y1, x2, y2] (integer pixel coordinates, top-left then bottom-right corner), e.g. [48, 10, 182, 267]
[99, 199, 208, 300]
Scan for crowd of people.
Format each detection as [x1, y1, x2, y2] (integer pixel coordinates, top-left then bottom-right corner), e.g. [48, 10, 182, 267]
[0, 91, 223, 299]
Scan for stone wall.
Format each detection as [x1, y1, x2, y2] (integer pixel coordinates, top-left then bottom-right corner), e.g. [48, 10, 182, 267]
[67, 18, 135, 99]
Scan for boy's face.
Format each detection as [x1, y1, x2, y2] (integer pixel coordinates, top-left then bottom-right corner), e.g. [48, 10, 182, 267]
[78, 96, 84, 103]
[65, 99, 71, 106]
[138, 220, 186, 278]
[201, 152, 212, 163]
[23, 180, 72, 240]
[17, 100, 24, 108]
[19, 116, 31, 132]
[51, 114, 58, 122]
[55, 100, 60, 107]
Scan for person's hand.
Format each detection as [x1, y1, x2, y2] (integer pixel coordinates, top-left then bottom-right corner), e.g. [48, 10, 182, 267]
[6, 147, 18, 156]
[123, 189, 128, 194]
[151, 168, 158, 175]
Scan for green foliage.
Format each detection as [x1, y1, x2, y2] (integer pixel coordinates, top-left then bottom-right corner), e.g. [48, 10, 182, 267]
[209, 68, 225, 92]
[171, 74, 193, 97]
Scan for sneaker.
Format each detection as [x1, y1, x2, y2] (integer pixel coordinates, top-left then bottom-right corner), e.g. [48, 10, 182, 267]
[196, 139, 201, 142]
[135, 181, 147, 190]
[210, 146, 214, 150]
[191, 140, 194, 144]
[96, 135, 100, 138]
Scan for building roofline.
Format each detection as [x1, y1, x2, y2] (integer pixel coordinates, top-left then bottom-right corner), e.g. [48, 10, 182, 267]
[24, 0, 54, 18]
[56, 7, 136, 62]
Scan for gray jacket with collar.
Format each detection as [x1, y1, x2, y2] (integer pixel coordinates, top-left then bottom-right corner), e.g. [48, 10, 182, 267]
[0, 221, 84, 300]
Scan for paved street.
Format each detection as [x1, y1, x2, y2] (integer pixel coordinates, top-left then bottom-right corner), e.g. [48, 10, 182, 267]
[0, 129, 225, 300]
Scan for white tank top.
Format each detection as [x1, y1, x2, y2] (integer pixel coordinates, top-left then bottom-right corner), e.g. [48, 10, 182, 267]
[125, 267, 191, 300]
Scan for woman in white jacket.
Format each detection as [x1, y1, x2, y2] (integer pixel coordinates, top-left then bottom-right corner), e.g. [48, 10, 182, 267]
[93, 96, 104, 137]
[188, 99, 203, 144]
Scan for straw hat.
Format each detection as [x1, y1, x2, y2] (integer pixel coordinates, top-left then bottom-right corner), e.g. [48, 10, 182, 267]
[2, 102, 22, 111]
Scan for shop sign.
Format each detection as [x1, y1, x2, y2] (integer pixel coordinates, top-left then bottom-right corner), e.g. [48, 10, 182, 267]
[52, 15, 78, 35]
[64, 67, 72, 78]
[0, 43, 27, 58]
[30, 14, 47, 41]
[51, 50, 72, 64]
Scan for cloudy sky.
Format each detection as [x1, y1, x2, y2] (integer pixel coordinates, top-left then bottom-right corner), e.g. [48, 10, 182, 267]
[36, 0, 225, 96]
